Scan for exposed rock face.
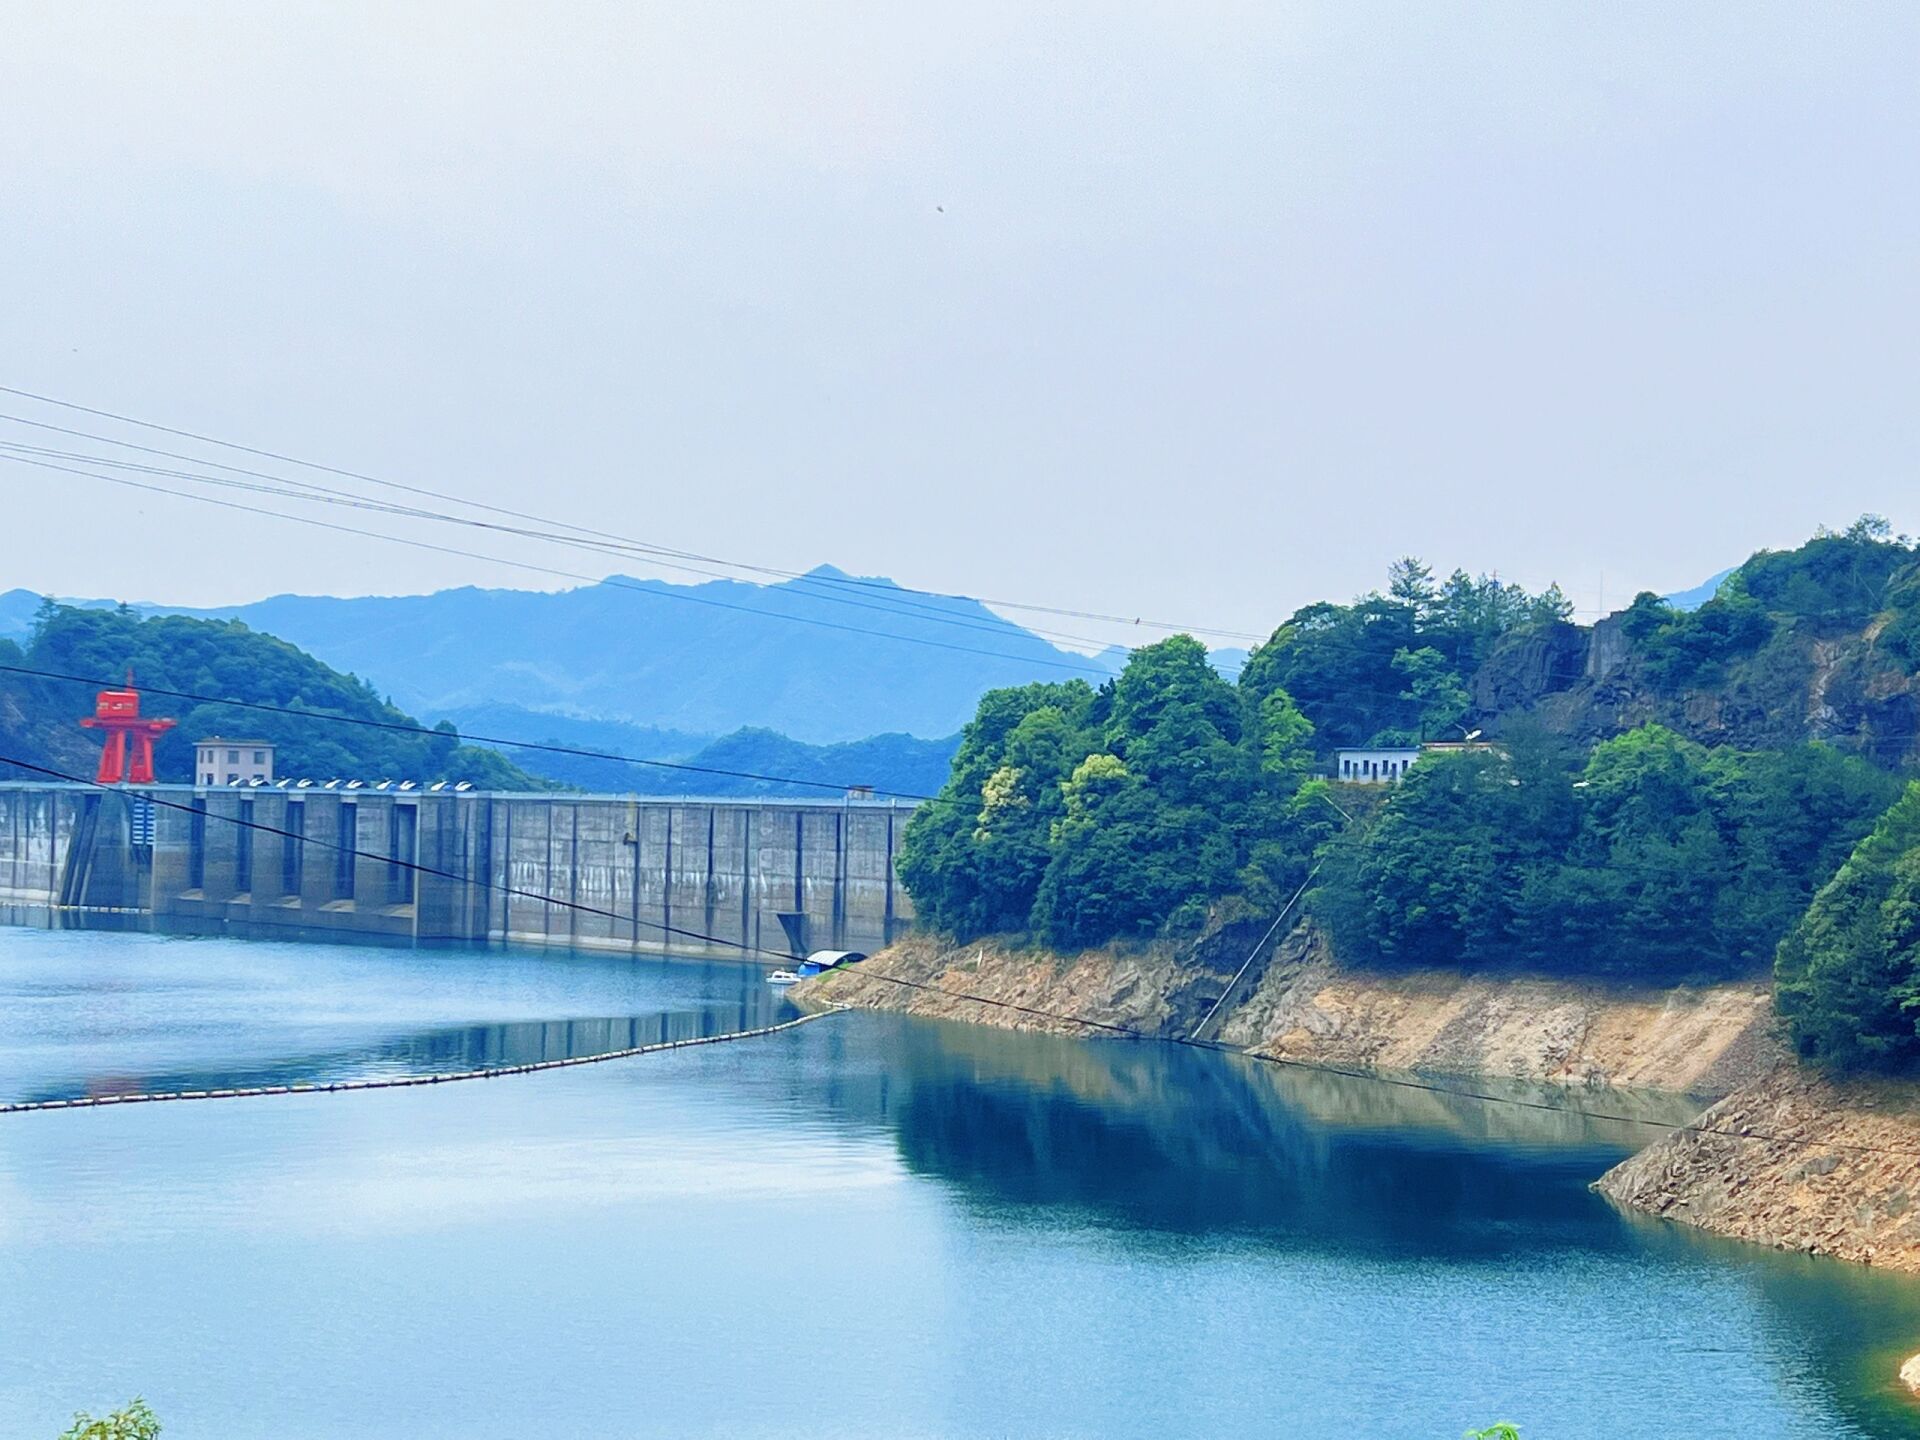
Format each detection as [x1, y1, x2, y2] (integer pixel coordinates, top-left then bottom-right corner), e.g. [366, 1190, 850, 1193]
[798, 923, 1261, 1040]
[1471, 622, 1589, 714]
[1596, 1067, 1920, 1272]
[804, 923, 1782, 1096]
[1586, 614, 1633, 682]
[1219, 928, 1780, 1094]
[1901, 1353, 1920, 1396]
[1470, 610, 1920, 766]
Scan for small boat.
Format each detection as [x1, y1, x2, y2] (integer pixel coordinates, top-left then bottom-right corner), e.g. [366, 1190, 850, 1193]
[766, 969, 802, 986]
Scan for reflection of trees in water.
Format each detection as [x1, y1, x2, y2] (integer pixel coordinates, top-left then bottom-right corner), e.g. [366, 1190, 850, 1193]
[822, 1017, 1702, 1256]
[817, 1016, 1920, 1433]
[19, 986, 797, 1103]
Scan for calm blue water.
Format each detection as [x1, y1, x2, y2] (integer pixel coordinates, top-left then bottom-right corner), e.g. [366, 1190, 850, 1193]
[4, 925, 1920, 1439]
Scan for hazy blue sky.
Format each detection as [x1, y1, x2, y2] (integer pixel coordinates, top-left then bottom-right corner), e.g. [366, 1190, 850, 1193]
[3, 3, 1916, 647]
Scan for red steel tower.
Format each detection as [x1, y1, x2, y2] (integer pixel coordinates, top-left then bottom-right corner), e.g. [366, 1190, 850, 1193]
[80, 672, 176, 785]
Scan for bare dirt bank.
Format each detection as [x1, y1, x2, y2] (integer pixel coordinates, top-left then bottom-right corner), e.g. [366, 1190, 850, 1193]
[1596, 1067, 1920, 1273]
[801, 924, 1782, 1096]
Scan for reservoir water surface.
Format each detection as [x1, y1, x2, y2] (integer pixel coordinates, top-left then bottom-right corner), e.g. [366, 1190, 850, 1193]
[3, 925, 1919, 1439]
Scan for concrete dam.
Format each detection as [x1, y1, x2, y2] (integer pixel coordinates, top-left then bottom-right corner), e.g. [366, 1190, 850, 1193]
[0, 783, 918, 959]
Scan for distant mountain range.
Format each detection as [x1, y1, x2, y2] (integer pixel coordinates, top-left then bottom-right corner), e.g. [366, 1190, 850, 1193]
[2, 567, 1130, 744]
[503, 726, 963, 799]
[0, 563, 1727, 748]
[4, 568, 1175, 747]
[429, 702, 960, 798]
[1663, 567, 1736, 612]
[0, 588, 44, 642]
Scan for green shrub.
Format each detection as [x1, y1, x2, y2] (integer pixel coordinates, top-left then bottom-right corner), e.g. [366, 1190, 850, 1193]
[58, 1399, 160, 1440]
[1776, 781, 1920, 1071]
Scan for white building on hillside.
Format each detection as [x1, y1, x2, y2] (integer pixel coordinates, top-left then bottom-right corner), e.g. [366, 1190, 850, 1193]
[196, 737, 276, 787]
[1333, 739, 1499, 785]
[1333, 746, 1421, 784]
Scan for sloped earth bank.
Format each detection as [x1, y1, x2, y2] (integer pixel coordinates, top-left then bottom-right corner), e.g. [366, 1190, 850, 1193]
[1597, 1067, 1920, 1274]
[799, 922, 1783, 1094]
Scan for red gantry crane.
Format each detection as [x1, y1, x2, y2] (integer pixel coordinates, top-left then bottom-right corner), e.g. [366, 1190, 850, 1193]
[80, 671, 175, 784]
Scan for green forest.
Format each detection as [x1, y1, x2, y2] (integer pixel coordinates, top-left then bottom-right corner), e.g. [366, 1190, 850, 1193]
[903, 521, 1920, 1072]
[0, 602, 535, 789]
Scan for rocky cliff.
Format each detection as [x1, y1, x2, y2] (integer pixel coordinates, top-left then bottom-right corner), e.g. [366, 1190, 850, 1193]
[1472, 612, 1920, 768]
[1596, 1066, 1920, 1273]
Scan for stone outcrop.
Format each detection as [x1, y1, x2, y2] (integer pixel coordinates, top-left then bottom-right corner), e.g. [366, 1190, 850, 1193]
[1472, 611, 1920, 766]
[808, 923, 1920, 1286]
[1596, 1066, 1920, 1272]
[1470, 621, 1589, 714]
[797, 923, 1259, 1041]
[1900, 1353, 1920, 1396]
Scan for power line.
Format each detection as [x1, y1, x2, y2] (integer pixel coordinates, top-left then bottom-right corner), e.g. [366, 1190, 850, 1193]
[0, 432, 1146, 654]
[6, 450, 1608, 714]
[4, 753, 1902, 1159]
[0, 452, 1122, 679]
[0, 384, 1272, 643]
[0, 753, 792, 962]
[0, 659, 944, 801]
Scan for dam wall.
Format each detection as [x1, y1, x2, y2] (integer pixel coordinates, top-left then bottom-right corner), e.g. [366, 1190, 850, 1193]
[0, 783, 918, 959]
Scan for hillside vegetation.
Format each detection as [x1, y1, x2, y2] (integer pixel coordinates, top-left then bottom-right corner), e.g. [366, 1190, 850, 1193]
[1774, 781, 1920, 1071]
[1315, 727, 1897, 982]
[1478, 517, 1920, 767]
[0, 602, 535, 788]
[498, 724, 960, 799]
[902, 521, 1920, 1039]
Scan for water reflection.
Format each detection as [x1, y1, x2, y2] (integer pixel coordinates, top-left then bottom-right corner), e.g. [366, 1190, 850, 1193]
[6, 999, 798, 1104]
[9, 926, 1920, 1437]
[778, 1015, 1920, 1434]
[0, 925, 797, 1102]
[795, 1018, 1699, 1254]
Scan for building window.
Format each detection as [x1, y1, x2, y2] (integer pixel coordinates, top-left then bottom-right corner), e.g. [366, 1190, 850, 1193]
[334, 803, 357, 900]
[252, 750, 266, 765]
[227, 748, 239, 763]
[283, 800, 305, 897]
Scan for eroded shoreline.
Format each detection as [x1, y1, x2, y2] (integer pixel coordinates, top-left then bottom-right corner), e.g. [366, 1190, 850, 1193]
[802, 926, 1920, 1284]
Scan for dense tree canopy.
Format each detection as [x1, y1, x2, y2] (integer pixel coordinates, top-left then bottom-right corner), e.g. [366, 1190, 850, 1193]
[1617, 517, 1918, 692]
[1238, 561, 1570, 750]
[894, 523, 1920, 1079]
[898, 636, 1325, 948]
[1, 603, 534, 788]
[1775, 782, 1920, 1072]
[1313, 726, 1901, 982]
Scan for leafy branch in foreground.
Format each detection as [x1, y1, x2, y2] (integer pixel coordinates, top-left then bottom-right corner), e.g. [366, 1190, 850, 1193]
[57, 1399, 160, 1440]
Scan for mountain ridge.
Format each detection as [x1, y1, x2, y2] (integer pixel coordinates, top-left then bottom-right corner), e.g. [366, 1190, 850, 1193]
[22, 568, 1143, 744]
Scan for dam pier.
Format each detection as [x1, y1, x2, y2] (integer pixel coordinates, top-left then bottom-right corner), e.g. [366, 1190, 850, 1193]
[0, 783, 917, 959]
